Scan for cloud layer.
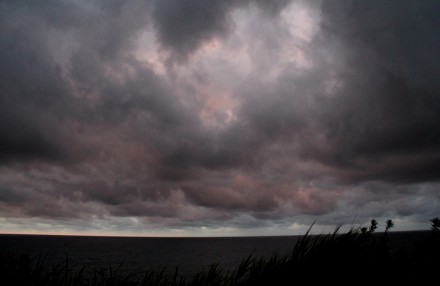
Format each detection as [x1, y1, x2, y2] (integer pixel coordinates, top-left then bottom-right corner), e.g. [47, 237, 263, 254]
[1, 0, 440, 235]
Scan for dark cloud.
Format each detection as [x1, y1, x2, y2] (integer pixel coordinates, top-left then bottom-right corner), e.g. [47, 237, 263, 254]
[299, 0, 440, 183]
[1, 0, 440, 235]
[0, 1, 77, 162]
[152, 0, 293, 62]
[0, 0, 154, 162]
[153, 0, 232, 62]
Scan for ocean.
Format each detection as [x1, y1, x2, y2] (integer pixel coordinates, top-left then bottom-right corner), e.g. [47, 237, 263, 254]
[0, 234, 299, 276]
[0, 231, 431, 277]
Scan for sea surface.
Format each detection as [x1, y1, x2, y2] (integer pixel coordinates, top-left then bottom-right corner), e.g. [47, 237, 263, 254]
[0, 231, 431, 277]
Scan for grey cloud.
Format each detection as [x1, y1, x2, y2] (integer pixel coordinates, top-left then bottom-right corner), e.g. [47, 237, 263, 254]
[0, 0, 154, 163]
[153, 0, 232, 62]
[308, 0, 440, 183]
[152, 0, 293, 62]
[0, 2, 77, 162]
[1, 0, 440, 234]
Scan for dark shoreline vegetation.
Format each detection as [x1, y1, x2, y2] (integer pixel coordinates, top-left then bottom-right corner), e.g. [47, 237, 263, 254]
[1, 219, 439, 286]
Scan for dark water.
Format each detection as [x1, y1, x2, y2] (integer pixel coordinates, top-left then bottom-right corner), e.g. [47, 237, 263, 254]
[0, 235, 299, 276]
[0, 231, 431, 276]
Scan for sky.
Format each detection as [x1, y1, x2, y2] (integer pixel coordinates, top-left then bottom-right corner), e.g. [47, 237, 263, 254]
[1, 0, 440, 237]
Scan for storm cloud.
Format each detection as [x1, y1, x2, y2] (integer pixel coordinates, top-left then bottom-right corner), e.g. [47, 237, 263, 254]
[1, 0, 440, 236]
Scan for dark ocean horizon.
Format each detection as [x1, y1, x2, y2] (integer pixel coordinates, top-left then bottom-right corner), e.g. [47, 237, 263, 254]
[0, 231, 431, 276]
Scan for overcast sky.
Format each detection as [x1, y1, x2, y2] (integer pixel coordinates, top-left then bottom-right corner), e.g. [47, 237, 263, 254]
[1, 0, 440, 236]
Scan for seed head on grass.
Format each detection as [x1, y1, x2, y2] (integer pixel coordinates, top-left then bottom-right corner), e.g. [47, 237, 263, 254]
[385, 220, 394, 233]
[369, 219, 378, 233]
[431, 217, 440, 231]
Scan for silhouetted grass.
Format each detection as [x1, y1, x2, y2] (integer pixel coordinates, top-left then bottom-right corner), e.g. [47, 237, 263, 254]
[1, 218, 439, 285]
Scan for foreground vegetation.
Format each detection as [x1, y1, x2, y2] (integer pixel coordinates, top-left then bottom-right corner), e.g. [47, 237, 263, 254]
[1, 218, 439, 286]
